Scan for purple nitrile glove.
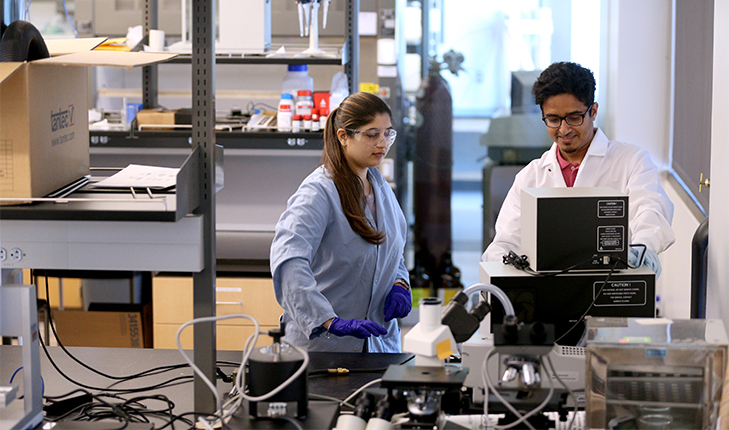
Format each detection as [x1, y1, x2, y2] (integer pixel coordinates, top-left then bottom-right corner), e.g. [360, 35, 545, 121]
[384, 284, 412, 322]
[327, 317, 387, 339]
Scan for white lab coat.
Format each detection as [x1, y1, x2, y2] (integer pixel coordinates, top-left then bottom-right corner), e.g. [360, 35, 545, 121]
[482, 128, 675, 262]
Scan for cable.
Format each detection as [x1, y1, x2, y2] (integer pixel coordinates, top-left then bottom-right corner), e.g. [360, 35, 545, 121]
[627, 243, 648, 269]
[175, 314, 311, 426]
[544, 355, 579, 430]
[494, 356, 555, 430]
[463, 282, 516, 317]
[399, 354, 415, 365]
[9, 366, 23, 384]
[230, 337, 309, 420]
[46, 393, 184, 429]
[481, 348, 535, 430]
[502, 251, 531, 271]
[175, 314, 260, 419]
[8, 366, 45, 396]
[44, 391, 194, 430]
[245, 101, 278, 113]
[341, 378, 383, 407]
[39, 335, 196, 394]
[61, 0, 78, 37]
[502, 250, 628, 278]
[553, 257, 622, 345]
[150, 411, 209, 430]
[34, 272, 220, 394]
[483, 347, 558, 430]
[37, 272, 180, 382]
[308, 393, 355, 409]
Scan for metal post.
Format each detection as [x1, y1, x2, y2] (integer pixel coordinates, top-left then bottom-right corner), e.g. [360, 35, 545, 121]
[420, 0, 431, 79]
[2, 0, 25, 23]
[345, 0, 359, 94]
[0, 282, 44, 430]
[191, 0, 217, 414]
[142, 0, 159, 109]
[691, 217, 709, 318]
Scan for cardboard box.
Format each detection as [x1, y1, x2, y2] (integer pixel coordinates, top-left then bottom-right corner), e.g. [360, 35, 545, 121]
[0, 38, 176, 203]
[136, 108, 192, 129]
[52, 302, 153, 348]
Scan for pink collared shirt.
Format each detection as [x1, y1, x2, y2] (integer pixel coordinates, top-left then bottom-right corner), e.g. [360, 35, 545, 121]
[556, 149, 580, 187]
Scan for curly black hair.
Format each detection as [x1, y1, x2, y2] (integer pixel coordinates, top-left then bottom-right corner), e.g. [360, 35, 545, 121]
[532, 62, 596, 108]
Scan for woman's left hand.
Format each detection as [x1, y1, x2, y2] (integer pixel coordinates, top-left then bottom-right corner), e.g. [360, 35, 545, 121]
[384, 284, 412, 322]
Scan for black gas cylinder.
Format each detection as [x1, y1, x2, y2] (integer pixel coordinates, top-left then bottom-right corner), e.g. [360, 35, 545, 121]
[414, 58, 454, 278]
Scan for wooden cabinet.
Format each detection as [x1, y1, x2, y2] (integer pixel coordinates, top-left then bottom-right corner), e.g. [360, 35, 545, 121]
[152, 275, 282, 350]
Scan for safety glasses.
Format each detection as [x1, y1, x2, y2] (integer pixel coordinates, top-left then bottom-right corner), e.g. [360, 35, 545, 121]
[344, 127, 397, 148]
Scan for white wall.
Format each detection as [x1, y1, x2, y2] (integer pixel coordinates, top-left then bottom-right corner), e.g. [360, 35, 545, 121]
[706, 0, 729, 326]
[599, 0, 697, 318]
[658, 175, 698, 318]
[601, 0, 672, 167]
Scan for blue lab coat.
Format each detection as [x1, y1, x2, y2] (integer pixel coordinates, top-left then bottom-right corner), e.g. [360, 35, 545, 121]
[270, 166, 410, 352]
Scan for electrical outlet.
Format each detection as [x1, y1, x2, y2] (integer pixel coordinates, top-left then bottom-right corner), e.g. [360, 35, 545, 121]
[9, 248, 23, 262]
[0, 248, 6, 262]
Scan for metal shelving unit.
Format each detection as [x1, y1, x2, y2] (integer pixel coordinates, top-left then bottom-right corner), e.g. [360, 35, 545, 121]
[89, 130, 325, 151]
[163, 52, 346, 65]
[132, 0, 361, 413]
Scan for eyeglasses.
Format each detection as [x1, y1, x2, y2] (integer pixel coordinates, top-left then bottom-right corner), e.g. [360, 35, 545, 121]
[542, 103, 594, 128]
[344, 127, 397, 148]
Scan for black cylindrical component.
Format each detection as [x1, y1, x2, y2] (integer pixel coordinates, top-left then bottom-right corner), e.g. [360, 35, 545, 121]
[691, 217, 709, 318]
[414, 59, 453, 279]
[471, 300, 492, 321]
[247, 345, 308, 419]
[451, 291, 468, 306]
[373, 396, 394, 421]
[353, 392, 377, 421]
[503, 314, 519, 343]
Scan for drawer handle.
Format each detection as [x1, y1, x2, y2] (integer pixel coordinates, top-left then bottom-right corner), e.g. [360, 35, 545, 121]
[216, 301, 242, 305]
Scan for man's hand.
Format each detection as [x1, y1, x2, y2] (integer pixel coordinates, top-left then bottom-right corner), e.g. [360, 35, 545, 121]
[629, 245, 662, 278]
[327, 317, 387, 339]
[384, 284, 412, 322]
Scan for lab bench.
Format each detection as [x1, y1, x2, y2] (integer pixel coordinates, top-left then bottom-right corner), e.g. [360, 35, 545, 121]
[0, 344, 411, 429]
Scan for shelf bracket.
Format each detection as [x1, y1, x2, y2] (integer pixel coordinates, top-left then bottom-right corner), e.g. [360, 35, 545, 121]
[190, 0, 218, 415]
[143, 0, 159, 108]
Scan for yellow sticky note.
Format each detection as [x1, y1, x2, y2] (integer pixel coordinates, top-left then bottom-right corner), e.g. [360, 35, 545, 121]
[360, 82, 380, 94]
[436, 339, 453, 360]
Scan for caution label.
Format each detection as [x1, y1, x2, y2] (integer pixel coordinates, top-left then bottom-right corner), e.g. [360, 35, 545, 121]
[597, 225, 625, 251]
[593, 280, 647, 307]
[597, 200, 625, 218]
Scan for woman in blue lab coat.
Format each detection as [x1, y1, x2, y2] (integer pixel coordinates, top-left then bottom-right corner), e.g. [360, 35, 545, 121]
[270, 92, 411, 353]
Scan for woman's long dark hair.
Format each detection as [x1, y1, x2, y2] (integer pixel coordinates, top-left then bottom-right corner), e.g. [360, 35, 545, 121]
[322, 92, 392, 245]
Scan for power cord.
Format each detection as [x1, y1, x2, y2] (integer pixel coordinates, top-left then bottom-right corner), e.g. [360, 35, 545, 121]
[502, 250, 623, 278]
[502, 251, 531, 271]
[553, 257, 622, 345]
[33, 271, 234, 395]
[43, 389, 187, 429]
[627, 243, 648, 269]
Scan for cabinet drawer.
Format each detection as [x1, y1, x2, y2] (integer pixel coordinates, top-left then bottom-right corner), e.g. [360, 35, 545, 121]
[153, 276, 282, 326]
[154, 322, 276, 350]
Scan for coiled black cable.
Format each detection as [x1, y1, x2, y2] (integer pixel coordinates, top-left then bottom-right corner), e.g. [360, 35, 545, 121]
[0, 20, 49, 62]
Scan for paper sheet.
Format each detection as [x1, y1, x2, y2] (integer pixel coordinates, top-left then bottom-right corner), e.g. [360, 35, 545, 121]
[91, 164, 179, 189]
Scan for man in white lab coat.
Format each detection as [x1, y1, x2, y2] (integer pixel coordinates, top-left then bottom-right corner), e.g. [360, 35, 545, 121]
[482, 62, 675, 276]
